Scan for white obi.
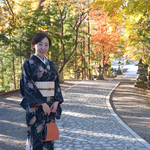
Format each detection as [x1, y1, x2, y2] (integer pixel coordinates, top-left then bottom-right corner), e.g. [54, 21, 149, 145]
[35, 81, 55, 97]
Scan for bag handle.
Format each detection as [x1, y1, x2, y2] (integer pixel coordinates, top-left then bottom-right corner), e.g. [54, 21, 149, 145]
[47, 115, 49, 123]
[44, 113, 50, 123]
[45, 112, 56, 124]
[45, 113, 55, 124]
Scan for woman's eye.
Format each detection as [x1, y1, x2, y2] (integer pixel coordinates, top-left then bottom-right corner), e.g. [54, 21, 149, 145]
[39, 44, 42, 46]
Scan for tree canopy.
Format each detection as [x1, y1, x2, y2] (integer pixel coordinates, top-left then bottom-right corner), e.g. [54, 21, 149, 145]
[91, 0, 150, 63]
[0, 0, 150, 91]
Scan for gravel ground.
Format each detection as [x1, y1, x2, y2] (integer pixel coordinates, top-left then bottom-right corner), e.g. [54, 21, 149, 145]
[0, 80, 150, 149]
[110, 82, 150, 144]
[0, 80, 80, 150]
[60, 80, 81, 90]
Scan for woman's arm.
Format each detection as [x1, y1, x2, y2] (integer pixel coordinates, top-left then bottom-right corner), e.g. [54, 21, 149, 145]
[53, 70, 64, 104]
[20, 60, 47, 109]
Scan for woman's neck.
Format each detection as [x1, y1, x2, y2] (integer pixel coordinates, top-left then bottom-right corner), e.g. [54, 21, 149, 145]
[35, 54, 44, 60]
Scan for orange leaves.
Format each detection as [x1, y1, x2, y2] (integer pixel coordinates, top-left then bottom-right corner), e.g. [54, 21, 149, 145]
[90, 8, 121, 55]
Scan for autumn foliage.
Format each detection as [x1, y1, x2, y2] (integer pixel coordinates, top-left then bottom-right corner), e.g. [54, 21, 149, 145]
[90, 8, 121, 66]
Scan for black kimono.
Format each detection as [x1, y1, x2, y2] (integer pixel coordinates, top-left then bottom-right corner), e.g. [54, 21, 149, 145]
[20, 55, 63, 150]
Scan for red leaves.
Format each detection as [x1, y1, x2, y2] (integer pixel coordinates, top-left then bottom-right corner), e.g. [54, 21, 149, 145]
[90, 8, 121, 55]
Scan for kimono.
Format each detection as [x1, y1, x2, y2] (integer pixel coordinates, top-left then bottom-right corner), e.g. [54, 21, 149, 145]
[20, 54, 64, 150]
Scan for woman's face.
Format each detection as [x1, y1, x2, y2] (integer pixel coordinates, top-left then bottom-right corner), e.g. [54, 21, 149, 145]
[34, 37, 49, 59]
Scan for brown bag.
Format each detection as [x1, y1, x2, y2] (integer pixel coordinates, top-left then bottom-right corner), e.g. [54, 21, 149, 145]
[40, 115, 59, 142]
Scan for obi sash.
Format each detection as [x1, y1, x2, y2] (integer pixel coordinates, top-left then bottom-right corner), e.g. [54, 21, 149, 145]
[35, 81, 55, 97]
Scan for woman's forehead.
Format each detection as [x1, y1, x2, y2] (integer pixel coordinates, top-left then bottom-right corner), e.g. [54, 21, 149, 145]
[40, 37, 49, 43]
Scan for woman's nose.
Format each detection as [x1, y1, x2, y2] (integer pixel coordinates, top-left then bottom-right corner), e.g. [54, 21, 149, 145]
[42, 45, 44, 49]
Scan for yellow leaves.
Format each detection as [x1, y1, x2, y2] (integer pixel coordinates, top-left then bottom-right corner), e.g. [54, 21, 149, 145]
[0, 26, 6, 34]
[122, 13, 144, 43]
[13, 0, 39, 14]
[124, 13, 143, 27]
[91, 0, 123, 15]
[130, 35, 138, 40]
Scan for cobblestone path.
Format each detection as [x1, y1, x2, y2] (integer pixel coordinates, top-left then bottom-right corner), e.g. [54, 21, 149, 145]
[55, 80, 149, 150]
[0, 80, 149, 150]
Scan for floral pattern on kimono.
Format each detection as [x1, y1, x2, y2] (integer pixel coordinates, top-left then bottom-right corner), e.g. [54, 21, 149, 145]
[20, 55, 64, 150]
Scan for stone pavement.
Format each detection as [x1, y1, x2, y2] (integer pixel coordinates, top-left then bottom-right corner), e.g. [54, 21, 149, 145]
[55, 80, 150, 150]
[0, 80, 150, 150]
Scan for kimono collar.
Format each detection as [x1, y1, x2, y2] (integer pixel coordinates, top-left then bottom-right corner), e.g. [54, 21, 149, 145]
[29, 54, 50, 67]
[34, 55, 46, 64]
[30, 54, 48, 64]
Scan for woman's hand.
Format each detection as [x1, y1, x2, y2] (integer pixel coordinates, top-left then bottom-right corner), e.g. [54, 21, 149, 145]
[50, 101, 59, 113]
[41, 103, 51, 115]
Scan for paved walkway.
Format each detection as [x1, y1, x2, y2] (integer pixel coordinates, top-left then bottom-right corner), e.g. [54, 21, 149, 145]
[0, 80, 150, 150]
[55, 80, 150, 150]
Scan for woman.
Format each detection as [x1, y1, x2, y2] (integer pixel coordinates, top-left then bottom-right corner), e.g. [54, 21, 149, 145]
[20, 32, 64, 150]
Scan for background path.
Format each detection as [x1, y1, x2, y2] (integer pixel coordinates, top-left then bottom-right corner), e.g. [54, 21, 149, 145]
[0, 80, 79, 150]
[55, 80, 149, 150]
[0, 79, 150, 150]
[110, 63, 150, 145]
[110, 82, 150, 144]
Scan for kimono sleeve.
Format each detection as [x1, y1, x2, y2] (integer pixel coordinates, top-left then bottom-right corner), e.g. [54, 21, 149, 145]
[54, 72, 64, 104]
[20, 60, 46, 109]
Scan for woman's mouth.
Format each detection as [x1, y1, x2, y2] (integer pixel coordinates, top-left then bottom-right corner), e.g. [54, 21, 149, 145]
[40, 51, 45, 54]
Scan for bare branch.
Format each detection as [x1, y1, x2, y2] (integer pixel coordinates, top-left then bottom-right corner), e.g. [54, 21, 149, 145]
[37, 0, 45, 10]
[57, 2, 66, 62]
[59, 26, 79, 73]
[4, 0, 15, 21]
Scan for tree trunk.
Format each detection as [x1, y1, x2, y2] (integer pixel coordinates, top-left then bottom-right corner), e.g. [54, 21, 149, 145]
[1, 60, 4, 88]
[20, 56, 22, 69]
[87, 2, 91, 80]
[20, 41, 22, 69]
[80, 42, 83, 80]
[12, 57, 16, 89]
[83, 37, 86, 80]
[102, 46, 105, 75]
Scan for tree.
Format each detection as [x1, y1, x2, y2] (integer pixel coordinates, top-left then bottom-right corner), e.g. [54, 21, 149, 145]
[37, 0, 90, 73]
[91, 0, 150, 64]
[0, 0, 92, 90]
[90, 8, 121, 70]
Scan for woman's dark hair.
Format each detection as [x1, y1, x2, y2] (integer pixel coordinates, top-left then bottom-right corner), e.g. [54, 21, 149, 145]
[31, 32, 51, 51]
